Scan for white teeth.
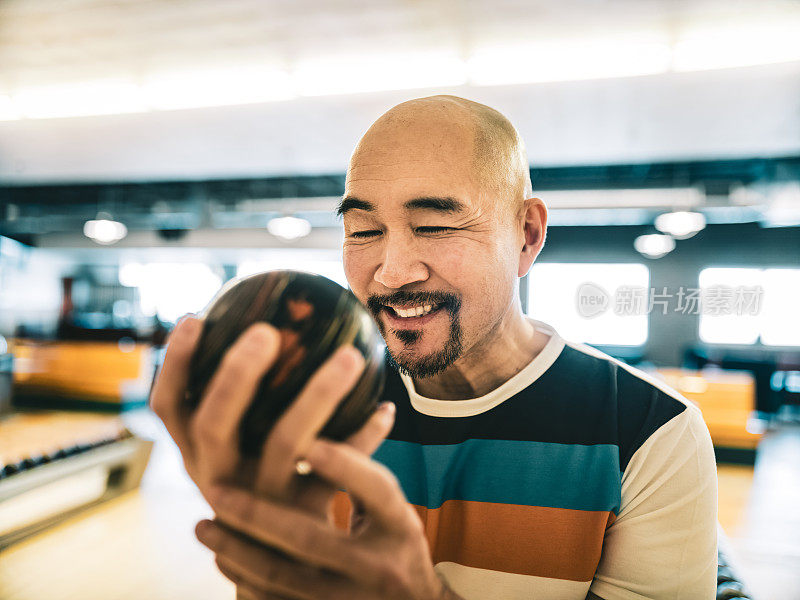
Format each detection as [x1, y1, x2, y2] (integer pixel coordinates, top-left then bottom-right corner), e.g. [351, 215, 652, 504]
[393, 304, 435, 318]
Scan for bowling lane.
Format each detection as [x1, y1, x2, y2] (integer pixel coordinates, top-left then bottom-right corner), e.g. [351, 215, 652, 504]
[0, 409, 233, 600]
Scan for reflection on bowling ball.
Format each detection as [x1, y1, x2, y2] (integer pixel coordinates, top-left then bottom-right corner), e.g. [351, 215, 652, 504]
[185, 270, 386, 457]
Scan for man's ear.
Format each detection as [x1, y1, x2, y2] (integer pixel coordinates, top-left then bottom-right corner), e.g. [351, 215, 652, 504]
[518, 197, 547, 278]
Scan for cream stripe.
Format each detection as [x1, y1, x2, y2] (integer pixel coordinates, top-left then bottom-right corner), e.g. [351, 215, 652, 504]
[435, 561, 591, 600]
[399, 319, 566, 418]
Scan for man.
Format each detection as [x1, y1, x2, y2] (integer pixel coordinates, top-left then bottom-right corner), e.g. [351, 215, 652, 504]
[151, 95, 718, 599]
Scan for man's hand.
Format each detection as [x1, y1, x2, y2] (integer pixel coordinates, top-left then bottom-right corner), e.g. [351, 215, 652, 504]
[196, 437, 463, 600]
[149, 314, 395, 518]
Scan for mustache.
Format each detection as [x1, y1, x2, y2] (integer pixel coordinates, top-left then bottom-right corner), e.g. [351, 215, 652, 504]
[366, 290, 462, 317]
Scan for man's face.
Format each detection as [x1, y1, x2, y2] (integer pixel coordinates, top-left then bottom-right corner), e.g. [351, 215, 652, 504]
[341, 119, 522, 378]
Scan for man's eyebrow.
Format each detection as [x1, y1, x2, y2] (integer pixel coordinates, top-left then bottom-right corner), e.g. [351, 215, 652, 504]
[403, 196, 466, 213]
[336, 197, 375, 216]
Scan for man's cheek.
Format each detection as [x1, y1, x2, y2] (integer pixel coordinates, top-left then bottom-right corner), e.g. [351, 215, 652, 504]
[433, 243, 476, 281]
[343, 250, 373, 294]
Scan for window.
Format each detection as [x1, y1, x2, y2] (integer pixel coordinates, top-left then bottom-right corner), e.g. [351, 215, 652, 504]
[699, 267, 800, 346]
[119, 262, 223, 323]
[527, 263, 649, 346]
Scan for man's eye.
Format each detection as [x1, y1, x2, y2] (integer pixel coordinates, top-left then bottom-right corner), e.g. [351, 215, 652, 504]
[350, 230, 382, 239]
[416, 226, 456, 234]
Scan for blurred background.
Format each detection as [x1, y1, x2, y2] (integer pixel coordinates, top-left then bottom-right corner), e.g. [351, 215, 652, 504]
[0, 0, 799, 598]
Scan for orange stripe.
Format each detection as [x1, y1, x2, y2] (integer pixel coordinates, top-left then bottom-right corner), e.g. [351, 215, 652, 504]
[332, 492, 613, 582]
[331, 490, 353, 532]
[412, 499, 613, 581]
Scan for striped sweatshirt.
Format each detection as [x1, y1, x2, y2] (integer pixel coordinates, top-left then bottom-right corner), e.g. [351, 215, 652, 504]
[333, 318, 718, 599]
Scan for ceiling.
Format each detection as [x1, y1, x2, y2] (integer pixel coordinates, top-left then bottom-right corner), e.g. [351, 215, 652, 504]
[0, 0, 798, 238]
[0, 0, 798, 180]
[2, 0, 795, 84]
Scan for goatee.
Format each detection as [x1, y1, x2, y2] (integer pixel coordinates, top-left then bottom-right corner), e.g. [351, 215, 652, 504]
[366, 290, 463, 379]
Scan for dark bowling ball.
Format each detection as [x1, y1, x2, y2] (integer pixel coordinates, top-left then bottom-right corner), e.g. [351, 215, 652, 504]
[185, 270, 386, 457]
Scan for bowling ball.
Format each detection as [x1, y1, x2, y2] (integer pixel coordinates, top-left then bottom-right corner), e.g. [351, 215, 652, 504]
[185, 270, 386, 457]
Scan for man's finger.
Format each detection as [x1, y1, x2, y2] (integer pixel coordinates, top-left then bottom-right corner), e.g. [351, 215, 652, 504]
[276, 401, 395, 519]
[197, 518, 354, 600]
[220, 558, 299, 600]
[235, 583, 262, 600]
[202, 488, 371, 583]
[149, 315, 202, 455]
[254, 345, 365, 499]
[343, 401, 396, 455]
[192, 322, 280, 460]
[216, 561, 282, 600]
[304, 439, 414, 534]
[215, 556, 243, 586]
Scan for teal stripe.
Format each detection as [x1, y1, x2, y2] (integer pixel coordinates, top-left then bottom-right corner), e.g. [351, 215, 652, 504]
[373, 438, 621, 514]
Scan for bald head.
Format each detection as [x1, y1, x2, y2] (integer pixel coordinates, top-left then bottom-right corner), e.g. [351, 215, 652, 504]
[347, 95, 533, 216]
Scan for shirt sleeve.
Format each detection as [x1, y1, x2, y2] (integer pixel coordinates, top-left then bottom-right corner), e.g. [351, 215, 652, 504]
[589, 403, 718, 600]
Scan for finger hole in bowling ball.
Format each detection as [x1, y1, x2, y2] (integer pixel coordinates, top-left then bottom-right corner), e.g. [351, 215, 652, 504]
[185, 270, 386, 457]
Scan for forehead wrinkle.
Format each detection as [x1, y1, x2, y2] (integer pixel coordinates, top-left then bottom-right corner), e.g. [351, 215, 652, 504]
[346, 175, 443, 183]
[350, 159, 450, 166]
[347, 159, 457, 181]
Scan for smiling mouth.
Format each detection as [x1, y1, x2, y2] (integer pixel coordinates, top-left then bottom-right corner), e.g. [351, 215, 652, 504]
[385, 303, 441, 318]
[367, 292, 461, 328]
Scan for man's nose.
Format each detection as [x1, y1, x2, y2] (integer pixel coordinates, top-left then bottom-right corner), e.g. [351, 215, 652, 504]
[373, 234, 429, 289]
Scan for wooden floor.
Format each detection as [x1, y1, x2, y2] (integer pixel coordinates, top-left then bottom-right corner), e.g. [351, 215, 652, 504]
[717, 424, 800, 600]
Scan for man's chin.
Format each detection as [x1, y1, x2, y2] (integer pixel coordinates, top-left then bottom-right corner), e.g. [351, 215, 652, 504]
[385, 335, 463, 379]
[387, 328, 439, 352]
[387, 351, 447, 379]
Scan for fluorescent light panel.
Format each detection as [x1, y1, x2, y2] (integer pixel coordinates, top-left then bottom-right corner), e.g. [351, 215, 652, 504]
[469, 37, 672, 86]
[0, 95, 21, 121]
[1, 16, 799, 121]
[141, 66, 293, 110]
[294, 52, 467, 96]
[14, 80, 145, 119]
[542, 187, 704, 209]
[673, 22, 800, 72]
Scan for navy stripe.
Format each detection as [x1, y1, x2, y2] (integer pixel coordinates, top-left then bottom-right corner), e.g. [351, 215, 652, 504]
[381, 346, 687, 472]
[373, 438, 621, 513]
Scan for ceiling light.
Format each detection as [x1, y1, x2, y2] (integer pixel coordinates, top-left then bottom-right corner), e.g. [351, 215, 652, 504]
[14, 80, 145, 119]
[634, 234, 675, 259]
[267, 216, 312, 240]
[84, 214, 127, 245]
[295, 52, 467, 96]
[469, 37, 672, 86]
[761, 183, 800, 227]
[654, 211, 706, 239]
[142, 66, 294, 111]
